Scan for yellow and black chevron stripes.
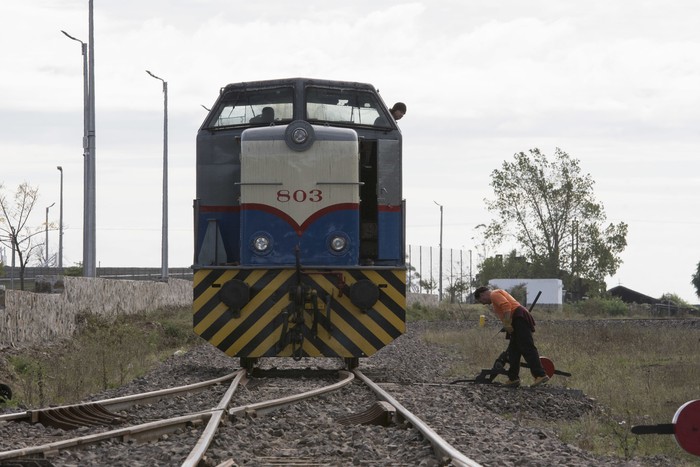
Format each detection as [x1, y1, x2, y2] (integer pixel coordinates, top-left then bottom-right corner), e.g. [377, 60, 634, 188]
[193, 267, 405, 358]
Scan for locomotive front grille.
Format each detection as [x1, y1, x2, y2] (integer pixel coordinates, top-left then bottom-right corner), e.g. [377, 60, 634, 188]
[193, 268, 406, 359]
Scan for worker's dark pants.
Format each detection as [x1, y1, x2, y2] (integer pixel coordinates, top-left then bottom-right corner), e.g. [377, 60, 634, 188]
[507, 317, 546, 380]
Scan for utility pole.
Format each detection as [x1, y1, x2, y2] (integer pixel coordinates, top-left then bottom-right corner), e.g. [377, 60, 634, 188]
[10, 230, 16, 289]
[61, 26, 92, 275]
[419, 245, 423, 293]
[469, 249, 473, 302]
[434, 201, 443, 302]
[57, 166, 64, 269]
[146, 70, 169, 281]
[45, 203, 55, 264]
[85, 0, 97, 277]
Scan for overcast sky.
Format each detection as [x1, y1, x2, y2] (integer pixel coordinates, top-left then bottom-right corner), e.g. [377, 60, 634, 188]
[1, 1, 699, 302]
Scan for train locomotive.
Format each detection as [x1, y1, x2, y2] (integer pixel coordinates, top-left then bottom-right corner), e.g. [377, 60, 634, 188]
[193, 78, 406, 369]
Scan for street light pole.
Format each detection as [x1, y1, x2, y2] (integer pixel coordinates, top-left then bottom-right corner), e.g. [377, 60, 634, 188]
[85, 0, 97, 277]
[46, 203, 55, 265]
[61, 10, 94, 277]
[146, 70, 168, 280]
[433, 201, 443, 302]
[57, 166, 64, 269]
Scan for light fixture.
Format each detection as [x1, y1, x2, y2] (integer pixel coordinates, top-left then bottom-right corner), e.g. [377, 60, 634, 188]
[330, 236, 347, 252]
[252, 234, 271, 253]
[292, 127, 308, 144]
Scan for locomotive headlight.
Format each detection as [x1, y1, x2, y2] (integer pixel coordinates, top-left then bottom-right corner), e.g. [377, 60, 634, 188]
[284, 120, 315, 152]
[291, 127, 308, 144]
[253, 235, 271, 252]
[330, 236, 347, 252]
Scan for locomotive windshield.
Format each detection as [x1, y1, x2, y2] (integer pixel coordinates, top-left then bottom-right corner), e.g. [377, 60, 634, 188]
[305, 86, 383, 127]
[209, 86, 294, 128]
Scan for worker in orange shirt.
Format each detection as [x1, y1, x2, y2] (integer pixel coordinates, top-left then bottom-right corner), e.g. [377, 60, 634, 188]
[474, 286, 549, 388]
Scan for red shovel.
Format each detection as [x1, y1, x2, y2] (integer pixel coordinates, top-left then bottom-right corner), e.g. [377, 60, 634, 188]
[631, 399, 700, 457]
[522, 356, 572, 378]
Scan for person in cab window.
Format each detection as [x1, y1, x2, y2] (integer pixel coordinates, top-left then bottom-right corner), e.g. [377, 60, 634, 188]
[389, 102, 406, 121]
[250, 106, 274, 124]
[375, 102, 406, 126]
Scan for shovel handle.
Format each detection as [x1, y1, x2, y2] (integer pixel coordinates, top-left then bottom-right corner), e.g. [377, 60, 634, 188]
[631, 424, 674, 435]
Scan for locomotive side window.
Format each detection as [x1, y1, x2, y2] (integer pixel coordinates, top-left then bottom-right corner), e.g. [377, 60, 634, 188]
[305, 86, 382, 127]
[208, 87, 294, 128]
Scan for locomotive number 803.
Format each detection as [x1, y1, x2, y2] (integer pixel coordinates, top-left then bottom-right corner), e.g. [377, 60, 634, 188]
[193, 78, 406, 370]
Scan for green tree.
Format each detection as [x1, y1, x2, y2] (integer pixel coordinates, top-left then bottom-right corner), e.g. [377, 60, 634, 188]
[406, 263, 422, 293]
[483, 148, 628, 297]
[692, 261, 700, 299]
[419, 277, 437, 295]
[475, 249, 533, 285]
[64, 262, 84, 277]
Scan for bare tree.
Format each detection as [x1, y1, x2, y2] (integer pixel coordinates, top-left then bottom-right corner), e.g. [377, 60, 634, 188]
[0, 182, 53, 290]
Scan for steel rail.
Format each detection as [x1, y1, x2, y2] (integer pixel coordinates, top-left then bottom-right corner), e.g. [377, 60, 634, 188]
[0, 370, 241, 424]
[181, 370, 247, 467]
[100, 370, 241, 411]
[0, 369, 353, 463]
[353, 369, 483, 467]
[0, 370, 247, 462]
[186, 369, 352, 466]
[228, 370, 354, 418]
[0, 409, 215, 460]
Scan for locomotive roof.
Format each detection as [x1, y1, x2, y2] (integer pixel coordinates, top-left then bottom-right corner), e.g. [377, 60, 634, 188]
[219, 77, 378, 95]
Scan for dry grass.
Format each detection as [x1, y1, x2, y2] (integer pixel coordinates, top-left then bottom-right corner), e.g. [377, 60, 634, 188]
[1, 306, 199, 408]
[418, 306, 700, 465]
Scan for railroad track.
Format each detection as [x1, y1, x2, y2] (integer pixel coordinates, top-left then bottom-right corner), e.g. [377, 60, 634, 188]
[0, 366, 482, 466]
[0, 370, 244, 461]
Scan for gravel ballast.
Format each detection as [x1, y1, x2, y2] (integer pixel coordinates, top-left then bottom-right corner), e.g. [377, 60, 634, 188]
[1, 319, 686, 466]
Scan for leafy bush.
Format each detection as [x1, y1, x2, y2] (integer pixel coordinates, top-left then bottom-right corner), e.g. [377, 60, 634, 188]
[64, 263, 83, 277]
[406, 302, 432, 321]
[574, 297, 628, 317]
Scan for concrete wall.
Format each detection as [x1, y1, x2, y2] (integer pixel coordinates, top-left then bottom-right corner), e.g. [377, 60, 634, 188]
[0, 276, 192, 347]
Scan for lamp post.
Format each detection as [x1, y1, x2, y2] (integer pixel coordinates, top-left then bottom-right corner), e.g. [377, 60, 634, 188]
[10, 229, 16, 289]
[62, 13, 95, 277]
[146, 70, 168, 280]
[57, 166, 64, 269]
[45, 203, 55, 265]
[433, 201, 443, 302]
[469, 249, 473, 302]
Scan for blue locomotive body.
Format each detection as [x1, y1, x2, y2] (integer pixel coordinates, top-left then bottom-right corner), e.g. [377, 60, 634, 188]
[193, 78, 405, 368]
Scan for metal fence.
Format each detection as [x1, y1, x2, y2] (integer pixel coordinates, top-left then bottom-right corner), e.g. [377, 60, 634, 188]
[2, 248, 474, 301]
[406, 245, 475, 302]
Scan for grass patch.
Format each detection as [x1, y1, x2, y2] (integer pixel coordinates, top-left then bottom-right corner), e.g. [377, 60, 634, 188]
[539, 321, 699, 464]
[407, 302, 485, 321]
[1, 306, 199, 408]
[419, 306, 699, 465]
